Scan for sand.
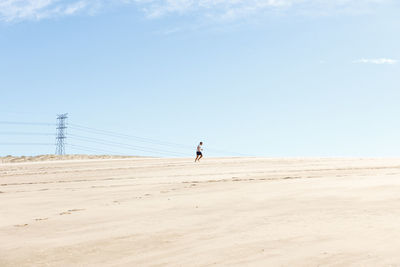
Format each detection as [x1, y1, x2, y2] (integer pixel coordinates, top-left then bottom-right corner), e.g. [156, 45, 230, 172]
[0, 154, 139, 163]
[1, 157, 400, 266]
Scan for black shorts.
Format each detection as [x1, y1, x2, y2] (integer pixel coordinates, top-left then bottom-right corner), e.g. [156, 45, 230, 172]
[196, 152, 202, 156]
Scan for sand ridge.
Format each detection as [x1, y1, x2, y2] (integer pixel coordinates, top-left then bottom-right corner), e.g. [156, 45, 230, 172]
[0, 154, 142, 163]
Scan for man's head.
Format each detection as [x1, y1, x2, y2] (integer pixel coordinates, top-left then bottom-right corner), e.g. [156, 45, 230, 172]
[200, 142, 203, 145]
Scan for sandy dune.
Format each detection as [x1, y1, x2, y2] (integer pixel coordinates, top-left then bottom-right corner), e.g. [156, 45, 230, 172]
[1, 157, 400, 266]
[0, 154, 139, 163]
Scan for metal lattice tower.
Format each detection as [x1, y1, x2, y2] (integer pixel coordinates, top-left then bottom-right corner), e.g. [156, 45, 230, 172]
[55, 113, 68, 155]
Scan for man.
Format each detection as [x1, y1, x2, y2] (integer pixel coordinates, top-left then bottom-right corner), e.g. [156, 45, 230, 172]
[195, 142, 203, 162]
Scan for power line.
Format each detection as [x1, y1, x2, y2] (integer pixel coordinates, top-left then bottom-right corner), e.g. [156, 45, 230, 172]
[69, 123, 192, 150]
[0, 132, 54, 136]
[69, 123, 250, 157]
[200, 147, 250, 157]
[68, 134, 190, 157]
[0, 110, 51, 115]
[68, 144, 128, 155]
[0, 143, 53, 146]
[68, 133, 189, 154]
[0, 121, 55, 126]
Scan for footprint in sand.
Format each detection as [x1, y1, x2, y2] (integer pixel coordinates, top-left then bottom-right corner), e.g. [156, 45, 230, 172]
[69, 209, 84, 212]
[34, 218, 48, 221]
[59, 209, 85, 215]
[14, 224, 28, 227]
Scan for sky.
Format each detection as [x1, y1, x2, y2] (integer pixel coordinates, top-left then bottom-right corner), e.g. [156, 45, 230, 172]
[0, 0, 399, 157]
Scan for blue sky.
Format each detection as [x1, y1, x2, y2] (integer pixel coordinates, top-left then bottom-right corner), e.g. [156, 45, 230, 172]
[0, 0, 399, 157]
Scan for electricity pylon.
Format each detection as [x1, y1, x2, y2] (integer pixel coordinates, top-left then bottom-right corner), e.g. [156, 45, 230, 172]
[55, 113, 68, 155]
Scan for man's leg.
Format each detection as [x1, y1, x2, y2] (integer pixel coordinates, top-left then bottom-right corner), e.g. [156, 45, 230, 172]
[198, 154, 203, 161]
[195, 155, 199, 162]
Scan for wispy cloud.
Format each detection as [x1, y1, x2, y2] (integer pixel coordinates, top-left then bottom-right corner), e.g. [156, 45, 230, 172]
[0, 0, 100, 22]
[354, 58, 398, 65]
[132, 0, 394, 20]
[0, 0, 395, 22]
